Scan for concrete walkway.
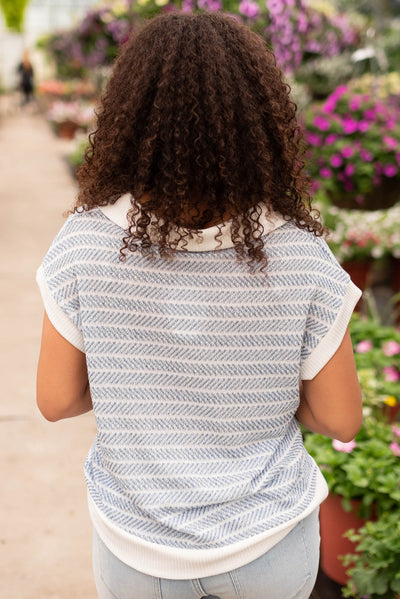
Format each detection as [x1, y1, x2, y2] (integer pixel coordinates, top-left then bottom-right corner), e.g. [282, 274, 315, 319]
[0, 102, 97, 598]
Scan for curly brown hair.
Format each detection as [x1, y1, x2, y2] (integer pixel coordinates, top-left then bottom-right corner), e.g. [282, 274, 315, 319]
[76, 11, 324, 267]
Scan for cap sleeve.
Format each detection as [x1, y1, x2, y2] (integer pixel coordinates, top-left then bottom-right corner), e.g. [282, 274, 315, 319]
[300, 239, 361, 380]
[36, 216, 85, 352]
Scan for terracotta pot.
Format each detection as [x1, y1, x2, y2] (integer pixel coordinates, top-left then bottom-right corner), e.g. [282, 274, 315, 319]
[382, 403, 400, 423]
[57, 120, 79, 139]
[319, 493, 372, 586]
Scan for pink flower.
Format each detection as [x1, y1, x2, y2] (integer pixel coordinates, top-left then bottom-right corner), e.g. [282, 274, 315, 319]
[356, 340, 372, 353]
[383, 164, 398, 178]
[319, 167, 332, 179]
[390, 441, 400, 457]
[382, 341, 400, 356]
[330, 154, 343, 168]
[326, 134, 337, 145]
[345, 163, 355, 176]
[358, 121, 370, 132]
[341, 146, 354, 158]
[392, 425, 400, 438]
[306, 132, 321, 146]
[360, 148, 373, 162]
[349, 95, 361, 111]
[342, 117, 358, 134]
[383, 366, 400, 383]
[313, 115, 330, 131]
[333, 439, 357, 453]
[383, 135, 398, 150]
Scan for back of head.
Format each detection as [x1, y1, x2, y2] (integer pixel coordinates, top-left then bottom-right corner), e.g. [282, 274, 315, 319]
[77, 12, 321, 265]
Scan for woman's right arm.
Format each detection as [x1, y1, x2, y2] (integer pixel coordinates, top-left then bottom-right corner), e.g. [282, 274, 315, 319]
[296, 327, 363, 442]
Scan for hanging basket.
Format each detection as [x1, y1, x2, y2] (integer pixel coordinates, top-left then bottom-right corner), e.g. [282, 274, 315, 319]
[329, 177, 400, 211]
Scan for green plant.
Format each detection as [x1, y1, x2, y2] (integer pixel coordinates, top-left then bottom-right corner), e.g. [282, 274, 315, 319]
[341, 511, 400, 598]
[304, 418, 400, 519]
[0, 0, 30, 32]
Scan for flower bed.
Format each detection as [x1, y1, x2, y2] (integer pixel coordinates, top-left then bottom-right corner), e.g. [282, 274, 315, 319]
[305, 77, 400, 210]
[47, 100, 96, 138]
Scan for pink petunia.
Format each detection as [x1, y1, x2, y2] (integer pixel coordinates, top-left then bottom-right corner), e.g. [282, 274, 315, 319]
[356, 340, 372, 353]
[333, 439, 357, 453]
[341, 146, 354, 158]
[319, 167, 332, 179]
[326, 134, 338, 145]
[383, 164, 398, 178]
[313, 115, 330, 131]
[383, 135, 398, 150]
[342, 117, 358, 134]
[345, 163, 355, 176]
[390, 441, 400, 457]
[383, 366, 400, 383]
[330, 154, 343, 168]
[392, 425, 400, 438]
[360, 148, 373, 162]
[382, 341, 400, 356]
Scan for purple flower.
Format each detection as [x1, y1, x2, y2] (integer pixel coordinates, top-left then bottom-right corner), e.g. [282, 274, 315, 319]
[356, 340, 372, 353]
[330, 154, 342, 168]
[333, 439, 357, 453]
[239, 0, 260, 18]
[345, 163, 355, 176]
[319, 167, 332, 179]
[390, 441, 400, 457]
[383, 164, 398, 178]
[383, 366, 400, 383]
[382, 341, 400, 356]
[364, 109, 375, 120]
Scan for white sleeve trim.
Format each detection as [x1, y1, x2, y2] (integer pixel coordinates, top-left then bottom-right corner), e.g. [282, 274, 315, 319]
[36, 265, 85, 353]
[300, 281, 362, 380]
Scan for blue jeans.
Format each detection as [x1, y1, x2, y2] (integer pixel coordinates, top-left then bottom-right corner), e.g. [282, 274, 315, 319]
[92, 508, 320, 599]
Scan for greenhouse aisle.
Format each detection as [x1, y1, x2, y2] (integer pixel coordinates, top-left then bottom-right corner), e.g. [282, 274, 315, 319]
[0, 100, 98, 599]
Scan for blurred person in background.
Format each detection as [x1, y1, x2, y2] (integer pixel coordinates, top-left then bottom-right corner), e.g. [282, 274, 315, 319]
[17, 50, 34, 105]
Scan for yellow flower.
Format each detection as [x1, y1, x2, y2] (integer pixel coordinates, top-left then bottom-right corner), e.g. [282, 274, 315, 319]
[155, 0, 169, 6]
[384, 396, 397, 407]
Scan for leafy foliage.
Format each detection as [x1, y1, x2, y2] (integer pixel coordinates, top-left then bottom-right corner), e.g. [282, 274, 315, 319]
[0, 0, 30, 32]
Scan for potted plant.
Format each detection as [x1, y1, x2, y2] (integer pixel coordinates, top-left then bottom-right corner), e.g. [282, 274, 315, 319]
[304, 313, 400, 584]
[47, 100, 95, 139]
[341, 510, 400, 599]
[304, 419, 400, 585]
[304, 76, 400, 210]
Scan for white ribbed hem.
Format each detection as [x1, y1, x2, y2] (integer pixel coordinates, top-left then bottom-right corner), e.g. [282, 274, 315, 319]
[88, 469, 327, 579]
[36, 265, 85, 352]
[300, 281, 362, 380]
[99, 194, 288, 252]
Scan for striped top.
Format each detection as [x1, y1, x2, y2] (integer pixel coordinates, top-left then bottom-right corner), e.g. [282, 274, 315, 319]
[37, 195, 361, 578]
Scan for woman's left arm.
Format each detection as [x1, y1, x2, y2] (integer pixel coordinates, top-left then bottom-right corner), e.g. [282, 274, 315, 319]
[37, 312, 92, 422]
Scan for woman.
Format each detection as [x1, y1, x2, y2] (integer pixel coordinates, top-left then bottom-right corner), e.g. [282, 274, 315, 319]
[18, 50, 34, 105]
[37, 12, 362, 599]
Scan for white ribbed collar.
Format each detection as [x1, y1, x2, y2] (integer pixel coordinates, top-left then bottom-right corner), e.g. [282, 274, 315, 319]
[100, 194, 287, 252]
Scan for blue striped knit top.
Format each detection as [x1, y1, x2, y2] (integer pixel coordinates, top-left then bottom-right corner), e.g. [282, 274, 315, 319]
[37, 195, 361, 578]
